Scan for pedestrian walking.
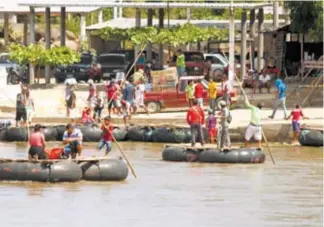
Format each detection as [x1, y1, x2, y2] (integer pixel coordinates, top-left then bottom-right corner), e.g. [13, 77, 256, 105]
[186, 99, 205, 147]
[133, 79, 149, 114]
[93, 90, 104, 123]
[65, 81, 73, 117]
[122, 81, 135, 126]
[87, 79, 96, 113]
[106, 80, 122, 116]
[269, 78, 287, 119]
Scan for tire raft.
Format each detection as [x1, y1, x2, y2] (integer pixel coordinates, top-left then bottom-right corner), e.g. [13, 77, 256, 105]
[4, 127, 28, 141]
[79, 158, 128, 181]
[299, 129, 323, 147]
[162, 146, 266, 164]
[0, 159, 128, 182]
[152, 128, 191, 143]
[126, 126, 154, 142]
[80, 126, 102, 142]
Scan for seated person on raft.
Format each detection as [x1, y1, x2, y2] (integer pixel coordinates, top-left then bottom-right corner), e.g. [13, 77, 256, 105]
[28, 124, 47, 160]
[62, 124, 83, 159]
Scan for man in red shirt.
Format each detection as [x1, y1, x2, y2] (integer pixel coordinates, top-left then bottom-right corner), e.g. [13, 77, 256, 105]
[194, 80, 204, 107]
[98, 116, 114, 156]
[106, 80, 121, 116]
[286, 104, 308, 144]
[186, 99, 205, 147]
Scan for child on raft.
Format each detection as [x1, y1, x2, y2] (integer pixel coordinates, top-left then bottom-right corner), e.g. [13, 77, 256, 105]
[98, 116, 114, 156]
[286, 104, 308, 144]
[206, 109, 217, 144]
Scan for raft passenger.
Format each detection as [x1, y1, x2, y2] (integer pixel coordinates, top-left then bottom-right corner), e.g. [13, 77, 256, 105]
[98, 116, 114, 156]
[186, 99, 205, 147]
[206, 109, 217, 144]
[243, 93, 264, 149]
[28, 124, 47, 160]
[286, 104, 308, 144]
[62, 124, 83, 159]
[219, 100, 231, 149]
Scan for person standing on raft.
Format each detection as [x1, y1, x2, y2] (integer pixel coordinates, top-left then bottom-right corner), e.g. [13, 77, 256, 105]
[243, 93, 264, 148]
[218, 100, 231, 149]
[286, 104, 308, 144]
[186, 99, 205, 147]
[206, 109, 217, 144]
[28, 124, 47, 160]
[62, 124, 83, 159]
[98, 116, 114, 156]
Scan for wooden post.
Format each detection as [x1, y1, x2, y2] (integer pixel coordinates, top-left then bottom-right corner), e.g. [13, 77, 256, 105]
[273, 1, 279, 30]
[257, 8, 264, 73]
[23, 16, 28, 46]
[240, 11, 247, 81]
[158, 8, 164, 69]
[147, 9, 153, 62]
[45, 8, 51, 84]
[228, 2, 235, 88]
[60, 7, 66, 46]
[29, 7, 36, 85]
[80, 13, 86, 50]
[4, 13, 9, 46]
[98, 9, 103, 23]
[300, 34, 304, 77]
[119, 0, 123, 18]
[249, 9, 256, 70]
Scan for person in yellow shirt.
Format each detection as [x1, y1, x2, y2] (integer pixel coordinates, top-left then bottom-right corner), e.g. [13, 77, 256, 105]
[207, 78, 217, 114]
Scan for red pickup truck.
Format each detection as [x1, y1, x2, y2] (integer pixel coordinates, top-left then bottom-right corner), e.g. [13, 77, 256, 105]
[144, 76, 238, 112]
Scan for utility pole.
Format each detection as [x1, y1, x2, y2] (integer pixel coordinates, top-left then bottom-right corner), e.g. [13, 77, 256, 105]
[228, 0, 235, 88]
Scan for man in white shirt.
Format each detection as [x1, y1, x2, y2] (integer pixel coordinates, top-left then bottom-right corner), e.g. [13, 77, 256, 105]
[258, 70, 271, 93]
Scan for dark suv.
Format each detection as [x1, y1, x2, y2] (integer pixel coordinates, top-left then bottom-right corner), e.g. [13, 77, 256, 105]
[54, 53, 100, 83]
[98, 53, 131, 82]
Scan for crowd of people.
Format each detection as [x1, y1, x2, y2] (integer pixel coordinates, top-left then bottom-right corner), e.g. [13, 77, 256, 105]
[184, 71, 307, 149]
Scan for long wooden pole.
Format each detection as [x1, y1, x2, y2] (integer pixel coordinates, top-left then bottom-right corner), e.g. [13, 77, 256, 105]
[111, 134, 137, 178]
[221, 52, 275, 164]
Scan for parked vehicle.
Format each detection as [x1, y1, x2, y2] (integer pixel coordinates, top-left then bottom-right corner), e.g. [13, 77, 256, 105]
[0, 53, 20, 71]
[98, 53, 130, 82]
[54, 53, 97, 83]
[169, 51, 209, 77]
[144, 76, 238, 112]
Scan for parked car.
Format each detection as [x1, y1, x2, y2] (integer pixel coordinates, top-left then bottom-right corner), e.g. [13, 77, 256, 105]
[144, 76, 238, 112]
[54, 53, 98, 83]
[0, 53, 20, 71]
[98, 53, 130, 82]
[204, 53, 228, 75]
[169, 51, 209, 77]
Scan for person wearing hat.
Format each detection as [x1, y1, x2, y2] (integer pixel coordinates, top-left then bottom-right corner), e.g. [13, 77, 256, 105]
[186, 99, 205, 147]
[98, 116, 114, 156]
[176, 49, 186, 77]
[243, 93, 264, 148]
[206, 109, 217, 144]
[62, 124, 83, 159]
[28, 124, 47, 160]
[218, 100, 231, 149]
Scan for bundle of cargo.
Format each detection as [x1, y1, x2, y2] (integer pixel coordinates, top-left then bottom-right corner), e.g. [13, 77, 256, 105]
[150, 67, 178, 92]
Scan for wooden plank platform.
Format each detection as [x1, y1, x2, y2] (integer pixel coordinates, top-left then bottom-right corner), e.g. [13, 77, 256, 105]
[0, 156, 117, 163]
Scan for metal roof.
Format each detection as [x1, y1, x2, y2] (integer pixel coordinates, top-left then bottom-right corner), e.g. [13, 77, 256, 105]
[87, 17, 286, 30]
[18, 1, 272, 9]
[0, 1, 99, 13]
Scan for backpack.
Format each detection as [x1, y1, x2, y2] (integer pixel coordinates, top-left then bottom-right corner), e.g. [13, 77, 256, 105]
[227, 111, 232, 124]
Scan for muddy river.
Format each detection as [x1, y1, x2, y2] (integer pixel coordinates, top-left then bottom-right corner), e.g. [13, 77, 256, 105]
[0, 142, 322, 227]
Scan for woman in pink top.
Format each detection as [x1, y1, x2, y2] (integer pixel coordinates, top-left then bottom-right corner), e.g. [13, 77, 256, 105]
[28, 124, 47, 160]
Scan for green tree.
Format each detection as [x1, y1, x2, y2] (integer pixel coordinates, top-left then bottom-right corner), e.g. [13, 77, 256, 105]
[285, 1, 323, 41]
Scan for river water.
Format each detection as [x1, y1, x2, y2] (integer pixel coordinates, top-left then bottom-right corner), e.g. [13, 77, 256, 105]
[0, 142, 322, 227]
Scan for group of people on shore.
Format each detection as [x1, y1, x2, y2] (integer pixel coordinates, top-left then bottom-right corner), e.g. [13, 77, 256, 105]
[64, 75, 149, 127]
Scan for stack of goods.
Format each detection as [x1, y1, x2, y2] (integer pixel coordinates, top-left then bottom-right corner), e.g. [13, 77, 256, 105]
[150, 67, 178, 92]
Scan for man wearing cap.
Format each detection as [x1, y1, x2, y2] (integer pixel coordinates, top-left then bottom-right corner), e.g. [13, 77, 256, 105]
[243, 93, 264, 148]
[62, 124, 83, 159]
[186, 99, 205, 147]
